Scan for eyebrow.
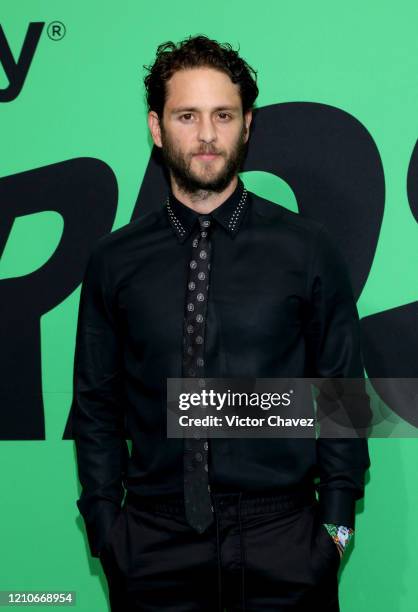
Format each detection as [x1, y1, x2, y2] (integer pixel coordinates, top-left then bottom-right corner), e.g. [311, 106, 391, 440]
[170, 106, 240, 115]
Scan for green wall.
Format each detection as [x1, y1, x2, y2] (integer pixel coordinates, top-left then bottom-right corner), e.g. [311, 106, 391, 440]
[1, 1, 417, 610]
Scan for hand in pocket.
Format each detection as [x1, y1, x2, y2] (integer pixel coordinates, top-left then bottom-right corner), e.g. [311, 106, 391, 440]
[99, 509, 124, 560]
[310, 520, 341, 582]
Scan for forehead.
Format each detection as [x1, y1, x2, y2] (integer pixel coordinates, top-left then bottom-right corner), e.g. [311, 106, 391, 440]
[164, 67, 242, 110]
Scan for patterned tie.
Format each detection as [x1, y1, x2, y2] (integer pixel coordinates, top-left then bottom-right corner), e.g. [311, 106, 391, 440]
[182, 214, 214, 533]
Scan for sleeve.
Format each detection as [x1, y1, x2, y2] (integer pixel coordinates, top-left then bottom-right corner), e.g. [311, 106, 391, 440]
[304, 223, 372, 529]
[71, 242, 129, 558]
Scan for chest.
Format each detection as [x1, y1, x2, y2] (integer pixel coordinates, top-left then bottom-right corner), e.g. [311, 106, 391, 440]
[115, 235, 307, 356]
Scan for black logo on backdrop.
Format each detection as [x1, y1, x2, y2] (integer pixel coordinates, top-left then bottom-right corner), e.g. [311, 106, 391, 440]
[0, 103, 417, 438]
[0, 22, 44, 102]
[0, 158, 118, 439]
[0, 21, 66, 102]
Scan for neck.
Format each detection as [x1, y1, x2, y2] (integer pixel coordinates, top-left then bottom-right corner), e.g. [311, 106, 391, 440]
[170, 175, 238, 214]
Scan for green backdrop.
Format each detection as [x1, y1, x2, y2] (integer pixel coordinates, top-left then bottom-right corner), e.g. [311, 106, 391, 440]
[1, 0, 417, 610]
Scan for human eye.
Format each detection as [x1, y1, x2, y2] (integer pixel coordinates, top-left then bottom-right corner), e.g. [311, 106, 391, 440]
[179, 113, 194, 122]
[218, 112, 232, 121]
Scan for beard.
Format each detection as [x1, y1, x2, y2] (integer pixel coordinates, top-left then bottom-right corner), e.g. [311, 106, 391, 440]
[160, 123, 248, 195]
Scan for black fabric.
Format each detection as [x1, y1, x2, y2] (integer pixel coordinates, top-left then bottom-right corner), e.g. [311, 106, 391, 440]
[72, 176, 371, 558]
[99, 490, 340, 611]
[182, 214, 214, 533]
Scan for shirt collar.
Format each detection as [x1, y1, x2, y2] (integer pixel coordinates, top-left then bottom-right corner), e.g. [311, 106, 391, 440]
[166, 177, 248, 243]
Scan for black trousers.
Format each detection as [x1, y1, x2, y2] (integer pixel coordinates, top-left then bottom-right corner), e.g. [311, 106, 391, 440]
[99, 489, 341, 611]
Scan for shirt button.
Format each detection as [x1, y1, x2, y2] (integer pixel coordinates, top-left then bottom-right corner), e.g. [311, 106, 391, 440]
[195, 452, 203, 462]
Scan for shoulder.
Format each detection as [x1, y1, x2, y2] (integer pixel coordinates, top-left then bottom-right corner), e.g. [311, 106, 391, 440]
[90, 209, 163, 260]
[248, 190, 324, 243]
[83, 209, 164, 286]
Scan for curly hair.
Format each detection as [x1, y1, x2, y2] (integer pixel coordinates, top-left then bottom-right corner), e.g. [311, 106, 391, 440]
[143, 34, 259, 118]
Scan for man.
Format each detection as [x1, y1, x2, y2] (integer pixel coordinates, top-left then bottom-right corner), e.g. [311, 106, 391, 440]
[72, 35, 371, 611]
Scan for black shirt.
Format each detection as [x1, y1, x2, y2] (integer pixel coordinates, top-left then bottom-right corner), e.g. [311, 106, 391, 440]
[72, 177, 371, 557]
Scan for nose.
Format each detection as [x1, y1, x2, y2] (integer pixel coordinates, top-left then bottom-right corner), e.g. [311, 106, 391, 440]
[197, 114, 217, 145]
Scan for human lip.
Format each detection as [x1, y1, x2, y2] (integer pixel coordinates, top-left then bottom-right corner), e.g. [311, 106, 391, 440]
[194, 153, 220, 160]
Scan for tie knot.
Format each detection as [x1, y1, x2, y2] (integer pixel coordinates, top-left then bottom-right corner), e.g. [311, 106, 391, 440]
[198, 215, 212, 235]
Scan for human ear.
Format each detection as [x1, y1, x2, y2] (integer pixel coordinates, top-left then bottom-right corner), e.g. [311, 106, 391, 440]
[243, 109, 253, 142]
[148, 110, 163, 148]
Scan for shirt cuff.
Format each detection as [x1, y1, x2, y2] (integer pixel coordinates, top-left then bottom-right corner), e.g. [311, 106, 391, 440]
[317, 488, 356, 528]
[77, 499, 121, 558]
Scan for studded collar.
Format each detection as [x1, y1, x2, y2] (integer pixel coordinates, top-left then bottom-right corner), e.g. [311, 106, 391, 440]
[166, 177, 249, 243]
